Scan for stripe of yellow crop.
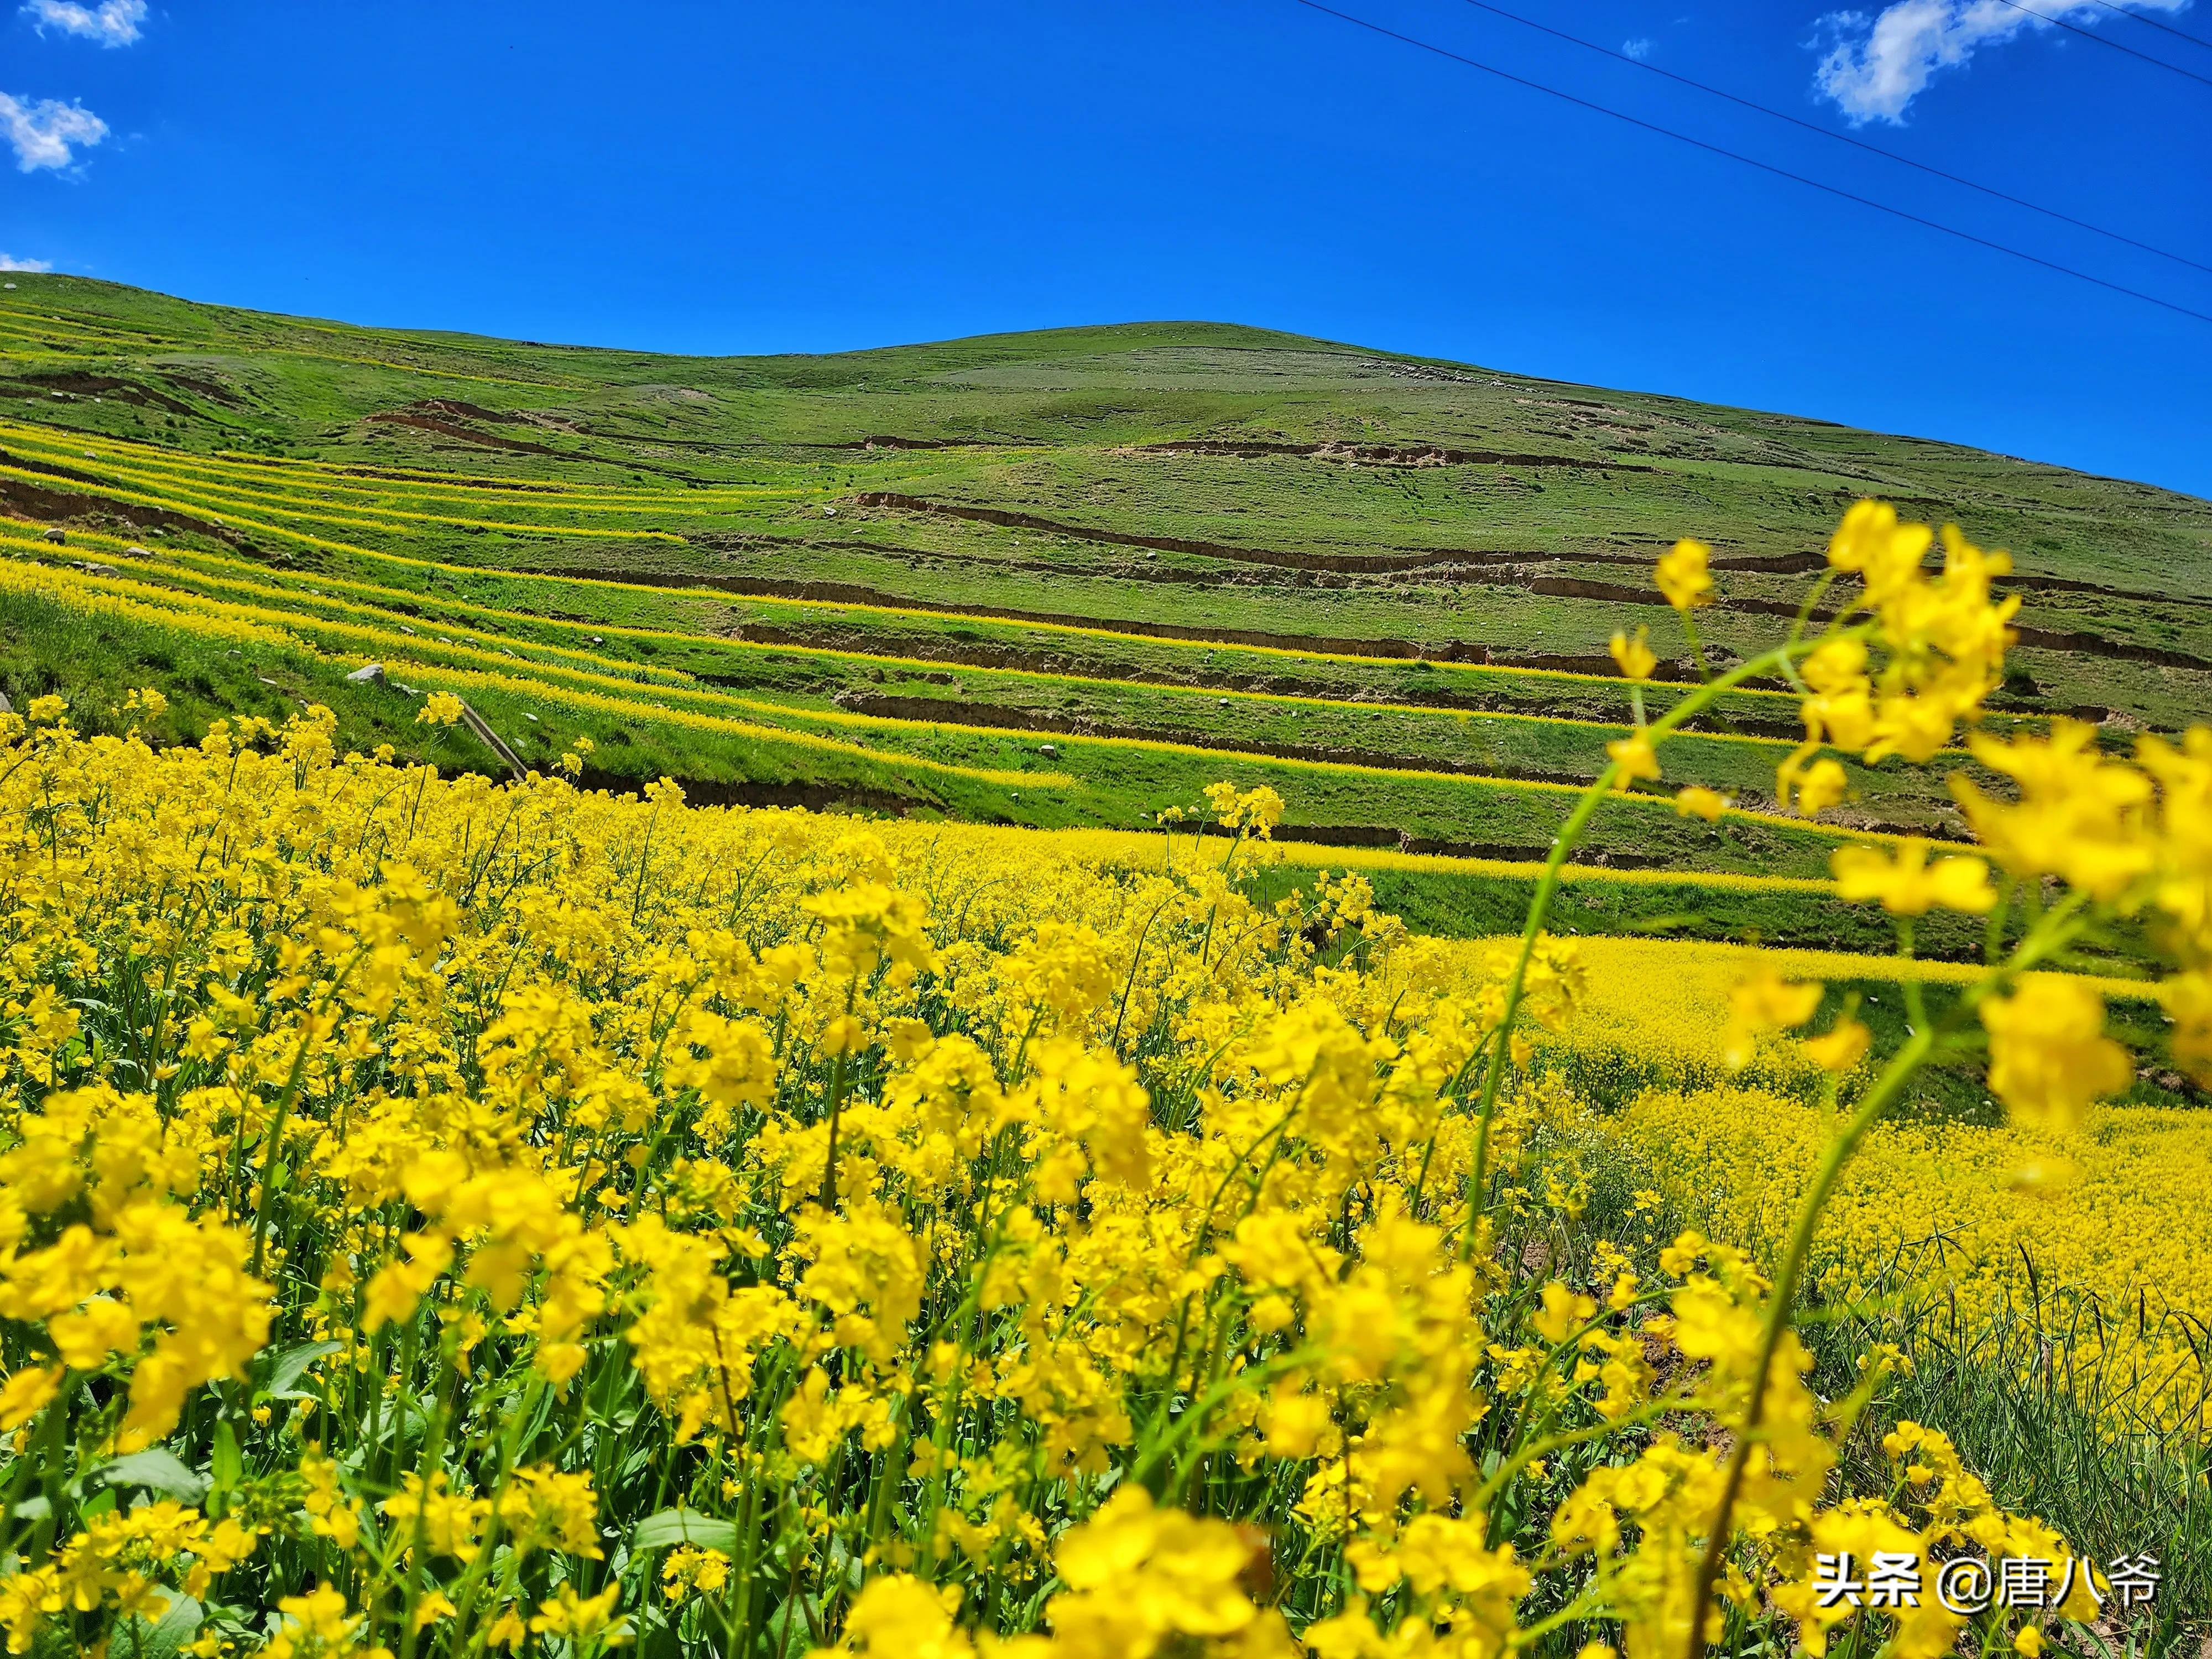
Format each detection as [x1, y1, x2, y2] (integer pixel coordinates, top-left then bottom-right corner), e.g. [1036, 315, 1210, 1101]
[101, 440, 603, 499]
[1618, 1086, 2212, 1433]
[1275, 844, 1841, 893]
[0, 301, 187, 343]
[0, 460, 510, 575]
[14, 456, 693, 547]
[0, 556, 716, 707]
[0, 523, 143, 557]
[177, 442, 768, 508]
[86, 553, 703, 690]
[54, 537, 666, 650]
[0, 549, 364, 650]
[388, 658, 1065, 792]
[0, 314, 178, 352]
[0, 556, 301, 652]
[174, 472, 805, 522]
[0, 429, 813, 531]
[920, 820, 1845, 897]
[26, 439, 806, 518]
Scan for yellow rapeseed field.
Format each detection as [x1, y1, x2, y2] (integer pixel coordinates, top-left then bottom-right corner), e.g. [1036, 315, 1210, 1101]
[1515, 934, 2161, 1090]
[1615, 1087, 2212, 1436]
[0, 500, 2206, 1657]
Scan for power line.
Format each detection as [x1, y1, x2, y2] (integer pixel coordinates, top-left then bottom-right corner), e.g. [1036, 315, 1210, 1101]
[2078, 0, 2212, 53]
[1289, 0, 2212, 326]
[1453, 0, 2212, 278]
[1984, 0, 2212, 86]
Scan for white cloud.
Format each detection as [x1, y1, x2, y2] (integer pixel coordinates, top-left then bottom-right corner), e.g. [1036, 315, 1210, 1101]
[0, 253, 53, 271]
[0, 91, 107, 170]
[1623, 36, 1655, 58]
[1814, 0, 2193, 123]
[21, 0, 145, 46]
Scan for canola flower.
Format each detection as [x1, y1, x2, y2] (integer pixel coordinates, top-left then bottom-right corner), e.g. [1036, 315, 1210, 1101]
[0, 502, 2198, 1659]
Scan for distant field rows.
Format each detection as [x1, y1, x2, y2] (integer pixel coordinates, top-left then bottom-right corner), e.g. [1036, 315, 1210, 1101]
[0, 421, 1989, 852]
[0, 545, 1900, 911]
[0, 533, 1902, 867]
[0, 426, 1816, 702]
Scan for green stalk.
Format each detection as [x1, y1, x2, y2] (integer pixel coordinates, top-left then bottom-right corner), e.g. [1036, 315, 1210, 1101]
[817, 976, 859, 1212]
[1680, 892, 2086, 1654]
[251, 943, 368, 1278]
[1460, 639, 1825, 1256]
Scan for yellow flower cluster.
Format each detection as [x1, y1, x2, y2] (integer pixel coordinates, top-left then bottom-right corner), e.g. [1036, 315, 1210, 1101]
[0, 709, 2090, 1657]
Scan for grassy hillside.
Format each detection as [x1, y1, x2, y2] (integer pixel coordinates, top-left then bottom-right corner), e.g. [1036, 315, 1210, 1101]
[2, 272, 2206, 963]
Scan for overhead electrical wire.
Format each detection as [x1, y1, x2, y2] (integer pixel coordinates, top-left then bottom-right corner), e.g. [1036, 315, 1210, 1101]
[1451, 0, 2212, 278]
[1288, 0, 2212, 326]
[2078, 0, 2212, 53]
[1983, 0, 2212, 86]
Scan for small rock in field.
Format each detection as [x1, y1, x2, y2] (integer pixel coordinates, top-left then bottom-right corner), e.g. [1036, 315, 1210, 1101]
[1038, 744, 1058, 757]
[345, 664, 386, 685]
[39, 529, 64, 545]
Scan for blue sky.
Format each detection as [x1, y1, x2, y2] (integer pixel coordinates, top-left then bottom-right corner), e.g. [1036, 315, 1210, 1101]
[3, 0, 2208, 495]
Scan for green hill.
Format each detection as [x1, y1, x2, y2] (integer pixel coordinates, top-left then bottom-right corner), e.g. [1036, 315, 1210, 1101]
[2, 273, 2206, 954]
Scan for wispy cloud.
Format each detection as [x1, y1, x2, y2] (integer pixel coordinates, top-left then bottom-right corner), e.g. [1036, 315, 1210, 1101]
[0, 253, 53, 272]
[0, 92, 107, 170]
[21, 0, 145, 46]
[1814, 0, 2193, 123]
[1622, 37, 1655, 59]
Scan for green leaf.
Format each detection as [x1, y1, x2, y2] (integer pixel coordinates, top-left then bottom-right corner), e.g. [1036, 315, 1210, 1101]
[115, 1590, 202, 1659]
[211, 1420, 242, 1498]
[629, 1508, 737, 1553]
[263, 1339, 341, 1401]
[95, 1448, 208, 1503]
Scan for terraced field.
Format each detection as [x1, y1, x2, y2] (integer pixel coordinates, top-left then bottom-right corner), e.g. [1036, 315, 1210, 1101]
[3, 272, 2208, 957]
